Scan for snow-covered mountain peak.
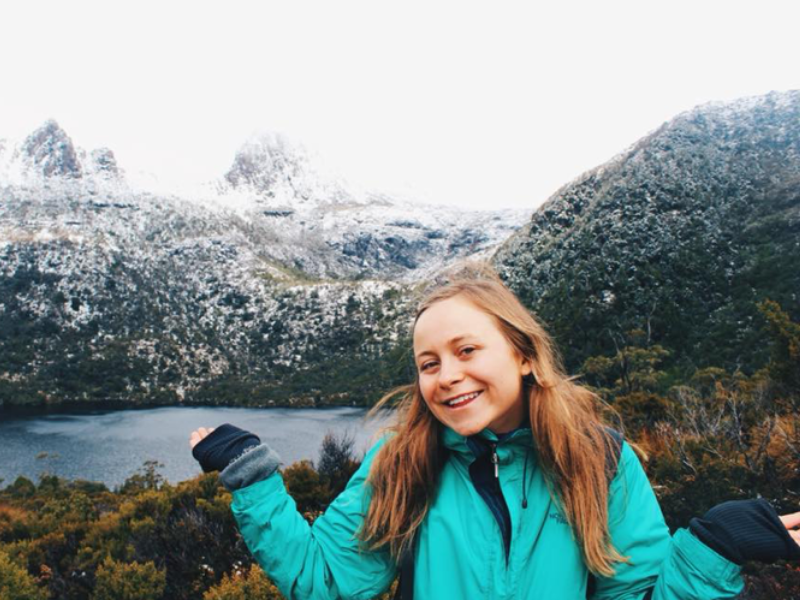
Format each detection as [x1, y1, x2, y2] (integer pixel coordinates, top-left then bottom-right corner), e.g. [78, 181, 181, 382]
[19, 119, 83, 178]
[0, 121, 125, 191]
[226, 131, 310, 190]
[220, 130, 362, 212]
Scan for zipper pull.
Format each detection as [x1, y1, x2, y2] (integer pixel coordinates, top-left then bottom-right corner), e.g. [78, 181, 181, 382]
[490, 443, 499, 479]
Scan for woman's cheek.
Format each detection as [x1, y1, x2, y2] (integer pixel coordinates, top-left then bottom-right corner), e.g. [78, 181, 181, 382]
[421, 383, 441, 413]
[418, 380, 432, 405]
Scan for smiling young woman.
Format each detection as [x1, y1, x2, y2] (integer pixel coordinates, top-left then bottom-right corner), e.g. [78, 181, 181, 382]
[413, 294, 533, 436]
[190, 264, 800, 600]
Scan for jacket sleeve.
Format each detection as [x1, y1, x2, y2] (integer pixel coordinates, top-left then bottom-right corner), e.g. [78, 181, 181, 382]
[229, 437, 397, 600]
[589, 442, 744, 600]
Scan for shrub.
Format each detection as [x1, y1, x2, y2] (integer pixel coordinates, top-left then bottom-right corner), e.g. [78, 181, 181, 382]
[281, 461, 326, 514]
[317, 431, 361, 504]
[6, 477, 36, 500]
[202, 564, 282, 600]
[92, 556, 166, 600]
[0, 549, 47, 600]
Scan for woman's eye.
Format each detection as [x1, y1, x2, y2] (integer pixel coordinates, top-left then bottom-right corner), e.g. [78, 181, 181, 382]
[420, 361, 438, 371]
[460, 346, 475, 356]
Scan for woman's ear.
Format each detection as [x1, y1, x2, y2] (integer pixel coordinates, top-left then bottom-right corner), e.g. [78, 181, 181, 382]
[520, 359, 533, 377]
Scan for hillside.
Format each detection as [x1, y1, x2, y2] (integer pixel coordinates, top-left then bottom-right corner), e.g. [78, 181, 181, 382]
[494, 90, 800, 375]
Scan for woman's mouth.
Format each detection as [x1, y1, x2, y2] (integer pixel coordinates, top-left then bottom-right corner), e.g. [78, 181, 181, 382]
[444, 391, 482, 409]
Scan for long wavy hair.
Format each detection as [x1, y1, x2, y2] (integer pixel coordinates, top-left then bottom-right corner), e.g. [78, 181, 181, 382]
[359, 266, 626, 577]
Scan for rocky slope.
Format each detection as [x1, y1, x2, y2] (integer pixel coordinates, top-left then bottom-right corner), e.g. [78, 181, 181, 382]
[0, 122, 526, 408]
[494, 90, 800, 374]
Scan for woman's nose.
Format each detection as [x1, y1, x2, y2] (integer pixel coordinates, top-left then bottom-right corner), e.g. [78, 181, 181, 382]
[438, 358, 464, 388]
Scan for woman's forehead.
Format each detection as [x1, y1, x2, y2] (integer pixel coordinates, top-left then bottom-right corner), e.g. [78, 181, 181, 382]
[413, 296, 501, 349]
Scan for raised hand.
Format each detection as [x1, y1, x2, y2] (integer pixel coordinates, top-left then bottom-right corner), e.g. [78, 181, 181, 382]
[189, 426, 215, 450]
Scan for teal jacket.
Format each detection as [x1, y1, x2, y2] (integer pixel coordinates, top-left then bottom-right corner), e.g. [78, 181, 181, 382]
[229, 427, 744, 599]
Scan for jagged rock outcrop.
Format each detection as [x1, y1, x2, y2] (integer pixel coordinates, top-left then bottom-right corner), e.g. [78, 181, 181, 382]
[494, 90, 800, 373]
[225, 132, 318, 202]
[20, 120, 83, 178]
[89, 147, 120, 176]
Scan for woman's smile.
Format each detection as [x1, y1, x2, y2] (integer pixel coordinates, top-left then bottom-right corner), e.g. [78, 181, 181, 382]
[442, 390, 482, 409]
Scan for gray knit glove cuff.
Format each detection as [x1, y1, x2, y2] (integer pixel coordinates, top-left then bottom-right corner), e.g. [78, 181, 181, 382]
[219, 443, 282, 491]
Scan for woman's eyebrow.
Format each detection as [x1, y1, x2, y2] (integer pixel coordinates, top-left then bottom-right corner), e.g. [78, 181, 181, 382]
[415, 335, 476, 359]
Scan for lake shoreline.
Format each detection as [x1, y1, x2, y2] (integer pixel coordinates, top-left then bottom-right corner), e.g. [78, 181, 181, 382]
[0, 398, 376, 419]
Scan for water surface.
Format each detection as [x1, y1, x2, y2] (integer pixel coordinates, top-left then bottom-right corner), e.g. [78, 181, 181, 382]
[0, 406, 391, 489]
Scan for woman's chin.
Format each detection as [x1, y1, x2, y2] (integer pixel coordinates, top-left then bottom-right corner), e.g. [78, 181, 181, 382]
[450, 421, 484, 438]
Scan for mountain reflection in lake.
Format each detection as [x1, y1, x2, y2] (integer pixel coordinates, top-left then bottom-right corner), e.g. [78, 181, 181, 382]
[0, 406, 392, 490]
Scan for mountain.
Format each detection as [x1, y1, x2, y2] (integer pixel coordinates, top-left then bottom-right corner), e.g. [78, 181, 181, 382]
[494, 90, 800, 374]
[0, 122, 526, 409]
[214, 131, 528, 280]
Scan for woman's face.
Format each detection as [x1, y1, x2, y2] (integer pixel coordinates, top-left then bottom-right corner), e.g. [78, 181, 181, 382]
[413, 295, 532, 437]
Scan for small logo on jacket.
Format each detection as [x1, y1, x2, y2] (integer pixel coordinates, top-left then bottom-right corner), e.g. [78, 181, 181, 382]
[549, 512, 568, 525]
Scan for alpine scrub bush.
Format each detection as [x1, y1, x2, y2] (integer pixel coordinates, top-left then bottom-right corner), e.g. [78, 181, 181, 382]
[202, 564, 282, 600]
[0, 548, 47, 600]
[92, 556, 166, 600]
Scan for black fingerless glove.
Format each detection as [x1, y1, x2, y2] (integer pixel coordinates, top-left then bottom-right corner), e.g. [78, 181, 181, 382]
[690, 498, 800, 564]
[192, 423, 261, 473]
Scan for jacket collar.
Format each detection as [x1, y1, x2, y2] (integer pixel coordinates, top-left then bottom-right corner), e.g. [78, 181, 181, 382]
[441, 424, 533, 461]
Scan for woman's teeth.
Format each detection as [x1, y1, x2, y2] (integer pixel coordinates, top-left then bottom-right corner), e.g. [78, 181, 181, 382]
[446, 391, 481, 407]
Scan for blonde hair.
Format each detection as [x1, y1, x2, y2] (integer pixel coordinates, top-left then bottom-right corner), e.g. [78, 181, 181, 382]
[360, 265, 626, 577]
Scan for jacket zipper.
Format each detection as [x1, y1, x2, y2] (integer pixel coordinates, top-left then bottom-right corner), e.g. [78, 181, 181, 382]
[489, 442, 510, 571]
[489, 444, 502, 494]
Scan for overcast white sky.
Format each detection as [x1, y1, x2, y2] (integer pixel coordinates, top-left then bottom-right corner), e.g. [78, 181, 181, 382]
[1, 0, 798, 210]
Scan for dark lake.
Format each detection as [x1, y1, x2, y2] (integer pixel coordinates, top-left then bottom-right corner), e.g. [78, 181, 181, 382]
[0, 406, 392, 490]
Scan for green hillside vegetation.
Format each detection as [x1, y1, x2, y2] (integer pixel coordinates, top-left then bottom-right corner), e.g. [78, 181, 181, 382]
[496, 92, 800, 382]
[0, 264, 412, 409]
